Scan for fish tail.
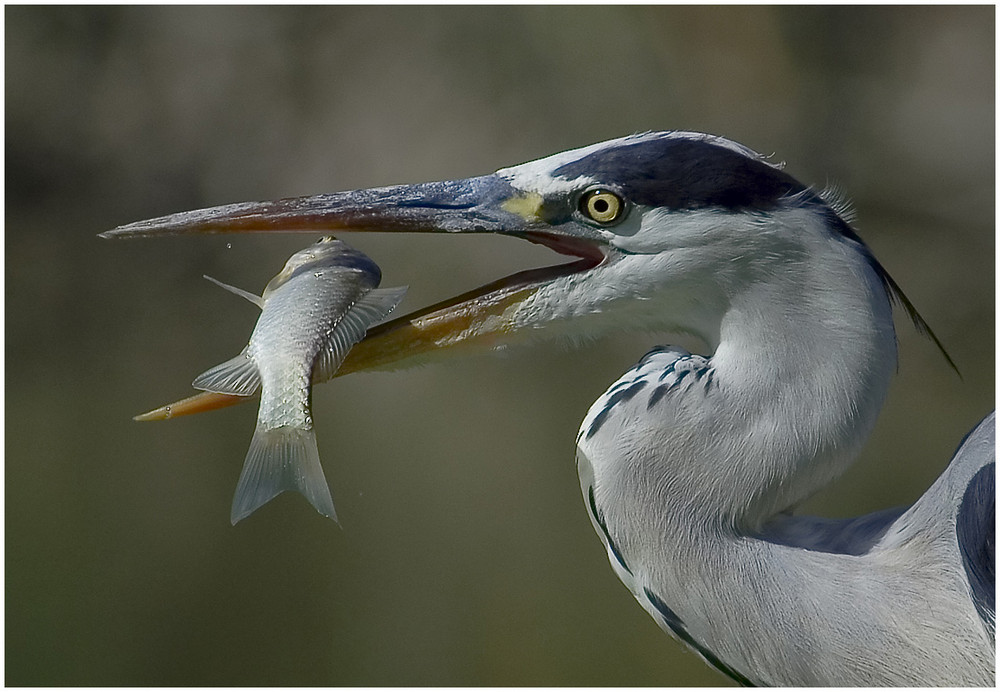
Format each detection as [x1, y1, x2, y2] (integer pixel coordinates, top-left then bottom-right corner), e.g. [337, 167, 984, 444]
[230, 424, 337, 525]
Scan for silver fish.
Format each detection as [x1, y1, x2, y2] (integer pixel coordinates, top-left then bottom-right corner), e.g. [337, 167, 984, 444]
[194, 236, 406, 524]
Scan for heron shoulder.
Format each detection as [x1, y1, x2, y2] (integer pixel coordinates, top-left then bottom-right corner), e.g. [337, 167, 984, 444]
[577, 346, 713, 445]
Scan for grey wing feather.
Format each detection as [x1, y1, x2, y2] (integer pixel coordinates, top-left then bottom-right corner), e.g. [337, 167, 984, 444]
[945, 411, 996, 636]
[762, 505, 907, 556]
[314, 286, 408, 381]
[953, 413, 996, 636]
[957, 462, 995, 636]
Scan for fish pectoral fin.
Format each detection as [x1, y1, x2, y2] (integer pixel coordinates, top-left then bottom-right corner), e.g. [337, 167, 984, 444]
[315, 286, 408, 381]
[192, 350, 261, 396]
[204, 275, 264, 309]
[230, 425, 337, 525]
[354, 286, 409, 322]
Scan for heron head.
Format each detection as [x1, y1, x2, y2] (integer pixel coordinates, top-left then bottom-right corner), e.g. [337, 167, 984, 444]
[103, 131, 931, 375]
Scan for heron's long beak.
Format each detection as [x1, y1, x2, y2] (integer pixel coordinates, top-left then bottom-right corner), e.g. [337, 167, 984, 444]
[105, 176, 606, 420]
[102, 176, 531, 239]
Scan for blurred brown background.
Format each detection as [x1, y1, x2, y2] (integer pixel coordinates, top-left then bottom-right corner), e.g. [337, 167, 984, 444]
[6, 6, 993, 686]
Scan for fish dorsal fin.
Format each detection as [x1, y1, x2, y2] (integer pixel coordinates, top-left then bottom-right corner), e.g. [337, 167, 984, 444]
[192, 349, 261, 396]
[315, 286, 408, 382]
[204, 274, 264, 309]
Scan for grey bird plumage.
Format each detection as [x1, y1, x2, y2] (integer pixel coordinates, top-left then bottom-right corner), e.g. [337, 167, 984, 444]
[563, 134, 994, 686]
[579, 347, 993, 686]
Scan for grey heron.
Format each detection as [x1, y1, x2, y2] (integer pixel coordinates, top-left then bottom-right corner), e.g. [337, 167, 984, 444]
[104, 131, 995, 686]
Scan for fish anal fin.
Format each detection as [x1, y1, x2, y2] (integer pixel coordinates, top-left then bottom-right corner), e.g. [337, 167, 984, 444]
[230, 425, 337, 525]
[193, 351, 261, 396]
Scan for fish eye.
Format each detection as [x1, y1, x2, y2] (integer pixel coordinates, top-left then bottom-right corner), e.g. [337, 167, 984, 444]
[580, 188, 626, 225]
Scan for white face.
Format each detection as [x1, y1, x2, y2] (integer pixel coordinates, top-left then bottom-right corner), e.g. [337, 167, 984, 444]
[493, 130, 801, 256]
[482, 132, 837, 348]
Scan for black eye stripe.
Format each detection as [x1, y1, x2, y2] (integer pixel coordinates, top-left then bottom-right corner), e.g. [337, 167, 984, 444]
[555, 136, 809, 212]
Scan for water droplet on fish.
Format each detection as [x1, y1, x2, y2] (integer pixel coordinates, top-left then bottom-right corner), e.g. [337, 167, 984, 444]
[164, 405, 172, 418]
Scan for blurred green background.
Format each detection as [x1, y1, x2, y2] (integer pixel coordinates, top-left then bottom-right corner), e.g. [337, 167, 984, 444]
[6, 6, 994, 686]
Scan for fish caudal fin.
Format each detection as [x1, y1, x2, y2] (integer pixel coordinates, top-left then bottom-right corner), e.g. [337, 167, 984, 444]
[231, 425, 337, 525]
[193, 350, 261, 396]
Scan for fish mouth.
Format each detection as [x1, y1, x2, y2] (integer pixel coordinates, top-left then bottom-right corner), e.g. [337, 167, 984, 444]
[104, 177, 611, 420]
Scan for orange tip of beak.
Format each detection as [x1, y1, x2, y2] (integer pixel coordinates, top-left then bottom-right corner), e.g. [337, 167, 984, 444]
[133, 390, 247, 421]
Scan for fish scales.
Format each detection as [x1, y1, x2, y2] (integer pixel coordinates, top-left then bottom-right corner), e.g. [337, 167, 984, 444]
[250, 263, 374, 430]
[194, 236, 406, 524]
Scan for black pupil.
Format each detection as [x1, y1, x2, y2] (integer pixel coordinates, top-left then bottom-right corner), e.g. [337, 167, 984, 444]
[592, 197, 610, 214]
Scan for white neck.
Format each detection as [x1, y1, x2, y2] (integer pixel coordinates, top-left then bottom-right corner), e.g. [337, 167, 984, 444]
[569, 206, 897, 526]
[572, 206, 919, 682]
[708, 241, 898, 526]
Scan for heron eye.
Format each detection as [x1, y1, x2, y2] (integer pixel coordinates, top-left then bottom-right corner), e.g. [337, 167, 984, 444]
[580, 189, 625, 224]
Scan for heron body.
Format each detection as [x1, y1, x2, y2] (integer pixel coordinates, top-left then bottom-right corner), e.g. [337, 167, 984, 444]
[106, 131, 995, 686]
[579, 349, 993, 685]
